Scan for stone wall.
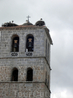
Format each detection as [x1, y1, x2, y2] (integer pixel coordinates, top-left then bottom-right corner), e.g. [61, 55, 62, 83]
[0, 82, 50, 98]
[0, 28, 45, 58]
[0, 58, 50, 82]
[0, 26, 51, 98]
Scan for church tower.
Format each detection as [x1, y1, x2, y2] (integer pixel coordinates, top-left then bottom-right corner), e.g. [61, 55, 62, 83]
[0, 18, 53, 98]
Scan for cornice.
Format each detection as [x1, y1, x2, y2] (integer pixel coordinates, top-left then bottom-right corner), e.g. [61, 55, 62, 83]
[0, 25, 45, 30]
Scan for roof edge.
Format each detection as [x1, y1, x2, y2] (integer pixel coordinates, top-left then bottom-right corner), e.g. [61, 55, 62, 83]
[44, 27, 53, 45]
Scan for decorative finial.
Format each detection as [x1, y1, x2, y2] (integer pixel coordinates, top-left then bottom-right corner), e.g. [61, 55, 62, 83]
[27, 15, 30, 22]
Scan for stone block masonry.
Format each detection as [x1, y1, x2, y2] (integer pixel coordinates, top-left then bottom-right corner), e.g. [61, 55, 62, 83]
[0, 25, 52, 98]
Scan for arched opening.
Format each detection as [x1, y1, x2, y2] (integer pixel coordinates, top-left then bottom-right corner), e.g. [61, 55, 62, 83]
[26, 68, 33, 81]
[11, 35, 19, 52]
[26, 34, 34, 52]
[11, 68, 18, 81]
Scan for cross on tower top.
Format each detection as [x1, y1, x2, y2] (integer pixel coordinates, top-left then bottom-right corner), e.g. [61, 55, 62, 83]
[27, 15, 30, 22]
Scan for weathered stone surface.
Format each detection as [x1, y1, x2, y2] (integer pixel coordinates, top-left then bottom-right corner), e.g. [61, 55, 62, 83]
[0, 26, 52, 98]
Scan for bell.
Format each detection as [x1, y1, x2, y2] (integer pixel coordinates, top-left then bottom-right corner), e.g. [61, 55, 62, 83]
[14, 40, 18, 48]
[14, 40, 18, 43]
[13, 40, 18, 48]
[28, 42, 32, 47]
[14, 43, 17, 48]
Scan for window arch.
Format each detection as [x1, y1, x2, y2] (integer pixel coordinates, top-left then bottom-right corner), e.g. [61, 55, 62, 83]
[26, 68, 33, 81]
[26, 34, 34, 52]
[11, 35, 19, 52]
[11, 68, 18, 81]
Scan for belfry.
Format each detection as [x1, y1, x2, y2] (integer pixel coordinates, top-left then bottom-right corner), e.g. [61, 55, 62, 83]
[0, 18, 53, 98]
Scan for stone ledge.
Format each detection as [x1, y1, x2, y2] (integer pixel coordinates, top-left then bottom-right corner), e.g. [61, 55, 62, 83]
[0, 81, 45, 83]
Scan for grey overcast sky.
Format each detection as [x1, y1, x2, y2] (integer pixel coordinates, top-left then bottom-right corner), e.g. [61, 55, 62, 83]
[0, 0, 73, 98]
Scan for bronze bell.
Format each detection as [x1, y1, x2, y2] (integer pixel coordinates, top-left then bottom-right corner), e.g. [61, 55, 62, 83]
[14, 40, 18, 48]
[28, 42, 32, 47]
[28, 38, 32, 47]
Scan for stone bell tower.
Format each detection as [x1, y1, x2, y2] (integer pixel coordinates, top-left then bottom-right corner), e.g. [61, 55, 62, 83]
[0, 18, 53, 98]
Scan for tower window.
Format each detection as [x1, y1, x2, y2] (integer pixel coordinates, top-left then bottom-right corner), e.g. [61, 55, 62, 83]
[26, 68, 33, 81]
[26, 34, 34, 52]
[11, 35, 19, 52]
[11, 68, 18, 81]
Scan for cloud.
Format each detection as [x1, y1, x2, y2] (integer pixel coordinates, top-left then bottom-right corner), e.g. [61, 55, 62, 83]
[51, 88, 73, 98]
[0, 0, 73, 98]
